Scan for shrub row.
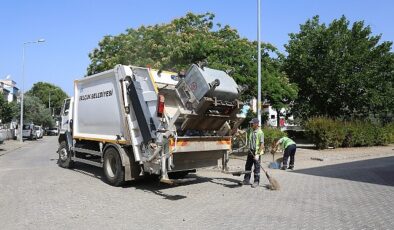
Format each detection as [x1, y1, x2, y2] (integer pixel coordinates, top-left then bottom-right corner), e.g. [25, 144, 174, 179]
[305, 117, 393, 149]
[232, 127, 286, 154]
[262, 127, 287, 153]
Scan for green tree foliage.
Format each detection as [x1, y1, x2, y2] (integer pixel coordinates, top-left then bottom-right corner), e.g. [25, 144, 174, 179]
[26, 82, 68, 115]
[284, 15, 394, 121]
[262, 69, 298, 127]
[0, 95, 13, 123]
[87, 12, 286, 100]
[22, 95, 54, 128]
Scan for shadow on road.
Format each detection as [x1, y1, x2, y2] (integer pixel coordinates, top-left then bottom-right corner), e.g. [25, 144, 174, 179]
[123, 174, 246, 200]
[67, 162, 253, 200]
[293, 156, 394, 186]
[70, 162, 104, 180]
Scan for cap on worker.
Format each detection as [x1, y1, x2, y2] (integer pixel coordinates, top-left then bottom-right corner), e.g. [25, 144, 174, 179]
[249, 118, 259, 124]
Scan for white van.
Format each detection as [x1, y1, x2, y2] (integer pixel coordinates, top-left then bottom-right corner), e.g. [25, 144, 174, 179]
[22, 124, 38, 140]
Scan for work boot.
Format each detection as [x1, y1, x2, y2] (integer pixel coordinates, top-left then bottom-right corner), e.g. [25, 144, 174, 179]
[288, 165, 294, 170]
[251, 182, 259, 188]
[238, 180, 251, 186]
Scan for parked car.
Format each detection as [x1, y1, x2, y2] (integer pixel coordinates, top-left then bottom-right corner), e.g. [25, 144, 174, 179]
[46, 127, 59, 136]
[22, 124, 38, 140]
[34, 125, 44, 139]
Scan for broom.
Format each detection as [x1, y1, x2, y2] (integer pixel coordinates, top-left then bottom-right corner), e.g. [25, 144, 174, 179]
[250, 150, 280, 190]
[260, 163, 280, 190]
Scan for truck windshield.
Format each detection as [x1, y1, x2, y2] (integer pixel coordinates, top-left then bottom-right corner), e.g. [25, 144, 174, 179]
[62, 99, 70, 116]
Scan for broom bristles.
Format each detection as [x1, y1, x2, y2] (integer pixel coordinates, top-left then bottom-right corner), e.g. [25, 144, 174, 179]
[265, 171, 280, 190]
[268, 177, 280, 190]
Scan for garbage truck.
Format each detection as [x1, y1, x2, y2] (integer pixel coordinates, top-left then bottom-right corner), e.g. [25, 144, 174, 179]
[58, 63, 244, 186]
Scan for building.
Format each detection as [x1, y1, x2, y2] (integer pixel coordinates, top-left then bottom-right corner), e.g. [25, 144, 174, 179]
[0, 79, 19, 103]
[249, 97, 297, 129]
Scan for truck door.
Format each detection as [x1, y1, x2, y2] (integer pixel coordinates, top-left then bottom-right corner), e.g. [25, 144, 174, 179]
[60, 98, 73, 133]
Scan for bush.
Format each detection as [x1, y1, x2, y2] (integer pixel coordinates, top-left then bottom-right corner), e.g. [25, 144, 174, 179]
[262, 127, 287, 153]
[232, 127, 286, 154]
[305, 117, 393, 149]
[383, 123, 394, 144]
[305, 117, 345, 149]
[342, 121, 389, 147]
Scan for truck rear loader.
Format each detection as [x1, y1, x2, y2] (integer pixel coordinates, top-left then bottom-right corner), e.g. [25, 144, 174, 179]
[58, 64, 244, 186]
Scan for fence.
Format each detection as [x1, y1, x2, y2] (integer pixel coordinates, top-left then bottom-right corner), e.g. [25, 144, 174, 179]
[0, 122, 18, 141]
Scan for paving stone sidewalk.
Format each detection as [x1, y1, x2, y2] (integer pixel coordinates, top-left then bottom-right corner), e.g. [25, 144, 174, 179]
[1, 137, 393, 229]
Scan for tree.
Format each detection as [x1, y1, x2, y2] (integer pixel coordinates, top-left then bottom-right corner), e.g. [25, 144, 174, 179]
[262, 69, 298, 127]
[0, 95, 13, 123]
[22, 95, 54, 128]
[26, 82, 69, 116]
[284, 15, 394, 121]
[87, 12, 283, 100]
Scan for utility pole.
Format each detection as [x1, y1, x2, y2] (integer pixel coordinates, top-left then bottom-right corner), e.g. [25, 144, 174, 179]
[257, 0, 262, 126]
[20, 39, 45, 142]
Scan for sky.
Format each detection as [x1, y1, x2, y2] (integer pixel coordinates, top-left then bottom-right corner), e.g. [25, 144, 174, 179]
[1, 0, 393, 96]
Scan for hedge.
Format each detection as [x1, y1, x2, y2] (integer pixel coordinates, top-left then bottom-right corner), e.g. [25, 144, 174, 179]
[262, 127, 287, 154]
[232, 127, 286, 154]
[305, 117, 393, 149]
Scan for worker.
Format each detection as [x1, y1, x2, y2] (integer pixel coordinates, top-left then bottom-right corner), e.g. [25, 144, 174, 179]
[238, 118, 264, 188]
[273, 136, 297, 170]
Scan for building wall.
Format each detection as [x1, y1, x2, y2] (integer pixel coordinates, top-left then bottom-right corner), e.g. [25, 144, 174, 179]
[0, 80, 19, 103]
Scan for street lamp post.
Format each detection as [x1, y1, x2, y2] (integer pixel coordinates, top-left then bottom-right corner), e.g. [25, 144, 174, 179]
[20, 39, 45, 142]
[257, 0, 262, 126]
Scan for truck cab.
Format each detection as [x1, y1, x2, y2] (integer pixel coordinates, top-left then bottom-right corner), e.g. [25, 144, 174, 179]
[60, 97, 73, 134]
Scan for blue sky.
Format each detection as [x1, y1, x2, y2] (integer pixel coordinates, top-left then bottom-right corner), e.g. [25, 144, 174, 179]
[1, 0, 393, 96]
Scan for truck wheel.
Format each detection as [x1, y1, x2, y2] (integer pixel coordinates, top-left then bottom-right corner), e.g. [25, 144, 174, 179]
[58, 141, 74, 168]
[103, 147, 124, 186]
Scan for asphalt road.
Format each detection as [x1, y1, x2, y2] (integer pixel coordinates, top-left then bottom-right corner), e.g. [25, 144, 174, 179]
[0, 137, 393, 230]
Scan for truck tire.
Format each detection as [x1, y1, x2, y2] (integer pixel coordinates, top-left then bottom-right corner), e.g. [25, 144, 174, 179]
[58, 141, 74, 168]
[103, 147, 124, 186]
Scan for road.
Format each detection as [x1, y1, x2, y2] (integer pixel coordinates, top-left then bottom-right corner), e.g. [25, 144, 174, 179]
[0, 137, 393, 229]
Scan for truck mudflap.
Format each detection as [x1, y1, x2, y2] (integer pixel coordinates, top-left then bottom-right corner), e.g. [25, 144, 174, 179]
[168, 136, 231, 171]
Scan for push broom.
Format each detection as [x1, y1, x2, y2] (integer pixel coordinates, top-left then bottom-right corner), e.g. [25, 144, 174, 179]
[250, 150, 280, 190]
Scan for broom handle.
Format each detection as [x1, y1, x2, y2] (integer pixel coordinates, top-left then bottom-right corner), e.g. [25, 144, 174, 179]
[248, 149, 269, 175]
[260, 164, 268, 174]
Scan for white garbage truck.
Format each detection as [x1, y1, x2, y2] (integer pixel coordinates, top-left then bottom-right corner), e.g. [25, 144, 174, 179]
[58, 64, 244, 186]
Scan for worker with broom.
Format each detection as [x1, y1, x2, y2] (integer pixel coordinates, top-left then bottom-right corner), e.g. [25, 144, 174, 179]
[272, 136, 297, 170]
[238, 118, 264, 188]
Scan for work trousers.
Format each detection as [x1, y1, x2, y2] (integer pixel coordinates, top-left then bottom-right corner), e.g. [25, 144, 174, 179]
[282, 144, 296, 167]
[244, 152, 260, 183]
